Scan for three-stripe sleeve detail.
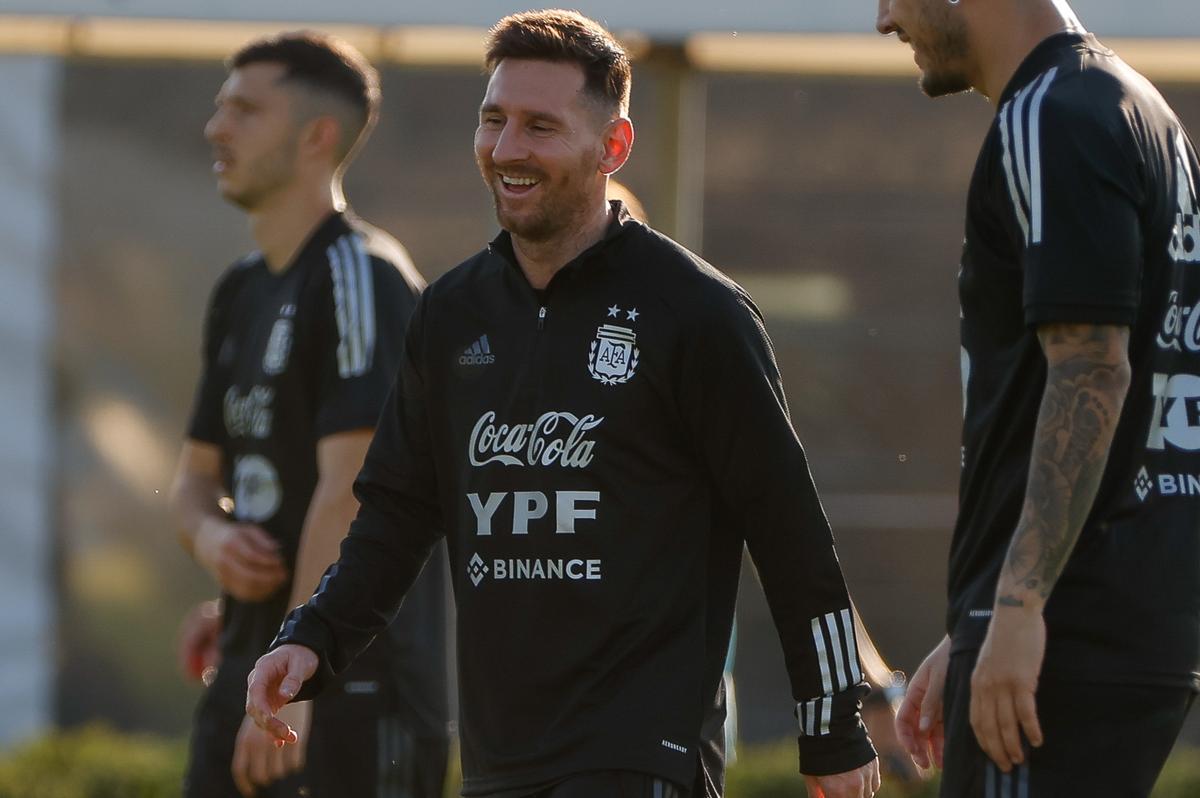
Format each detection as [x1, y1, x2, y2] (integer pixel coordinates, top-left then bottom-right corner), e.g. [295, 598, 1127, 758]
[799, 609, 863, 737]
[998, 67, 1059, 246]
[327, 233, 377, 379]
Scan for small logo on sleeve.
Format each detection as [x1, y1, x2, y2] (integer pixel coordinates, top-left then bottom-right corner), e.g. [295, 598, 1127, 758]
[660, 739, 688, 755]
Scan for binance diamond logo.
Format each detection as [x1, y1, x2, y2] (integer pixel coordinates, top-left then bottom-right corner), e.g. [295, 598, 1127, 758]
[467, 553, 489, 587]
[1134, 467, 1154, 502]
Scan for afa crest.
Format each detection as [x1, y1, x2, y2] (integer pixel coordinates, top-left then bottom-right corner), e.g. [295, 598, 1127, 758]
[588, 324, 639, 385]
[262, 318, 293, 375]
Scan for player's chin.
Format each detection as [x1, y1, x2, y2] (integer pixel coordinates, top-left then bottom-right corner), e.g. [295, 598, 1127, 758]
[919, 67, 971, 98]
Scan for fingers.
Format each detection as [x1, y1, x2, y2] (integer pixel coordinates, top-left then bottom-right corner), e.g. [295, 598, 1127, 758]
[808, 763, 879, 798]
[282, 734, 305, 773]
[971, 688, 1015, 772]
[223, 559, 288, 602]
[234, 524, 284, 561]
[232, 721, 259, 798]
[971, 679, 1039, 771]
[217, 526, 288, 600]
[931, 715, 946, 769]
[245, 657, 292, 741]
[1015, 688, 1044, 748]
[895, 690, 930, 769]
[245, 648, 314, 745]
[995, 695, 1025, 766]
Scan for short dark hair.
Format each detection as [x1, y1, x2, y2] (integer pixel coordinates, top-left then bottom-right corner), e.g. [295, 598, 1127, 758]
[485, 10, 631, 116]
[230, 31, 380, 163]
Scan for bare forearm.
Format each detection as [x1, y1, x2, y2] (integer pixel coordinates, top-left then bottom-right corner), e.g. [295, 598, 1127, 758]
[996, 324, 1131, 609]
[287, 482, 359, 609]
[169, 473, 228, 560]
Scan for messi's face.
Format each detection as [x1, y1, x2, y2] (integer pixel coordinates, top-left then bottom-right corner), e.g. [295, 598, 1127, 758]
[474, 58, 611, 243]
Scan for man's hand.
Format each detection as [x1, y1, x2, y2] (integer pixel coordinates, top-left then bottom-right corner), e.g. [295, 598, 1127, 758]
[803, 758, 881, 798]
[231, 701, 310, 797]
[194, 518, 288, 602]
[895, 635, 949, 770]
[176, 599, 222, 683]
[245, 644, 318, 745]
[970, 606, 1045, 772]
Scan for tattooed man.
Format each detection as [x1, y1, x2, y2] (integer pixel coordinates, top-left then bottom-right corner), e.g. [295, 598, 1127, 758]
[876, 0, 1200, 796]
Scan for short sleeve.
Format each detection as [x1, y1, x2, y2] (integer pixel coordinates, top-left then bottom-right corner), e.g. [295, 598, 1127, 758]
[312, 234, 419, 439]
[186, 267, 241, 445]
[1006, 73, 1144, 326]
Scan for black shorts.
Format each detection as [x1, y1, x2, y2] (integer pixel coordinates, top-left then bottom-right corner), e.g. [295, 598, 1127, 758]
[183, 648, 447, 798]
[485, 771, 687, 798]
[941, 650, 1196, 798]
[306, 659, 448, 798]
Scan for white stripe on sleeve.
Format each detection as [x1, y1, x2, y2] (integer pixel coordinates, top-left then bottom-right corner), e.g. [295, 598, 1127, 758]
[352, 235, 377, 373]
[1028, 67, 1059, 244]
[999, 101, 1032, 244]
[811, 616, 834, 695]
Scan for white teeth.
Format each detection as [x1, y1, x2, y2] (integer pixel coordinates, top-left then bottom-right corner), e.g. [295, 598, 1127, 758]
[501, 175, 539, 186]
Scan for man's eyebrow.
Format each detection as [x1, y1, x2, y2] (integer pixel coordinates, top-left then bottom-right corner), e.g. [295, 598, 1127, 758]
[478, 102, 566, 125]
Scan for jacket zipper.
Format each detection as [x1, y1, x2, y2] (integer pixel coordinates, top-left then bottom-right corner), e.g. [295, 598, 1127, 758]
[537, 305, 547, 330]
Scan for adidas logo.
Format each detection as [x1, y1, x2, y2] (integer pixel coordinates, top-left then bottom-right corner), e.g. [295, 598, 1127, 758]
[459, 334, 496, 366]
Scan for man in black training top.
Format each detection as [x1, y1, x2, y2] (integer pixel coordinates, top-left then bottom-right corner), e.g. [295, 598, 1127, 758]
[876, 0, 1200, 795]
[169, 31, 448, 798]
[248, 11, 881, 798]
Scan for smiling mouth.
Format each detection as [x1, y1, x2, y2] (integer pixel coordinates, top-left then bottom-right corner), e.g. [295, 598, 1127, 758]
[497, 172, 541, 196]
[502, 174, 538, 186]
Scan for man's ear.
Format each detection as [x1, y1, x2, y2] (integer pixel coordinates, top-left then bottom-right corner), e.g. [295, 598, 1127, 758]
[599, 117, 635, 176]
[300, 115, 342, 163]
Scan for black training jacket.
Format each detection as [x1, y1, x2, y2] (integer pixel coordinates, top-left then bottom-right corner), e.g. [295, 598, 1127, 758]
[276, 202, 875, 793]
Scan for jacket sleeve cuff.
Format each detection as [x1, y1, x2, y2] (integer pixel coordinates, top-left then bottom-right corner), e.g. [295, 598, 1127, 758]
[794, 683, 877, 776]
[270, 605, 336, 703]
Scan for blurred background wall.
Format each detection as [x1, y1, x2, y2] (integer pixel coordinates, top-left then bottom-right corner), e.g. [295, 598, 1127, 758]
[0, 0, 1198, 755]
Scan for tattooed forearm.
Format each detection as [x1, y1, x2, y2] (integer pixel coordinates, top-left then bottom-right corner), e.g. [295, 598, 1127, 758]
[996, 323, 1131, 607]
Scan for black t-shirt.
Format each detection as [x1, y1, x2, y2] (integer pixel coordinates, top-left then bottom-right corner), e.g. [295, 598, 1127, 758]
[275, 203, 876, 792]
[187, 211, 449, 735]
[952, 32, 1200, 688]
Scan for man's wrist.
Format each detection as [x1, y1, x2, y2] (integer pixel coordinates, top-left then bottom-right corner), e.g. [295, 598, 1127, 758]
[993, 585, 1046, 615]
[193, 516, 229, 574]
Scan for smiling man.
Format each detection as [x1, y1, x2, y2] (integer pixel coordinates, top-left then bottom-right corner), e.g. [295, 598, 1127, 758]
[246, 9, 880, 798]
[171, 31, 448, 798]
[875, 1, 1200, 796]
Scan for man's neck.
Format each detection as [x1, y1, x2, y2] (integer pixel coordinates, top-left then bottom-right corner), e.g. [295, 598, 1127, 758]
[512, 200, 612, 291]
[975, 0, 1084, 107]
[249, 181, 342, 272]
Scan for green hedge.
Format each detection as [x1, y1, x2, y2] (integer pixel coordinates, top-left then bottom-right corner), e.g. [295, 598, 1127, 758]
[0, 726, 185, 798]
[1, 726, 1196, 798]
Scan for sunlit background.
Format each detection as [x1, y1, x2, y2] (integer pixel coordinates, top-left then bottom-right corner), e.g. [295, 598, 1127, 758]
[1, 0, 1197, 776]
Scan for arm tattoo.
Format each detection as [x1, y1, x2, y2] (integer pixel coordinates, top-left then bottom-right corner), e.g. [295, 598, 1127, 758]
[997, 324, 1131, 605]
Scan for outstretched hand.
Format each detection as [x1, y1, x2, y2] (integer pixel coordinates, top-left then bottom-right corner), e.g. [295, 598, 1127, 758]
[245, 644, 318, 747]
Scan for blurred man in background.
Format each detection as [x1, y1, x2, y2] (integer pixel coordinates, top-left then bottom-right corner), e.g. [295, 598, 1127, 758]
[169, 31, 448, 797]
[248, 10, 880, 798]
[877, 0, 1200, 795]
